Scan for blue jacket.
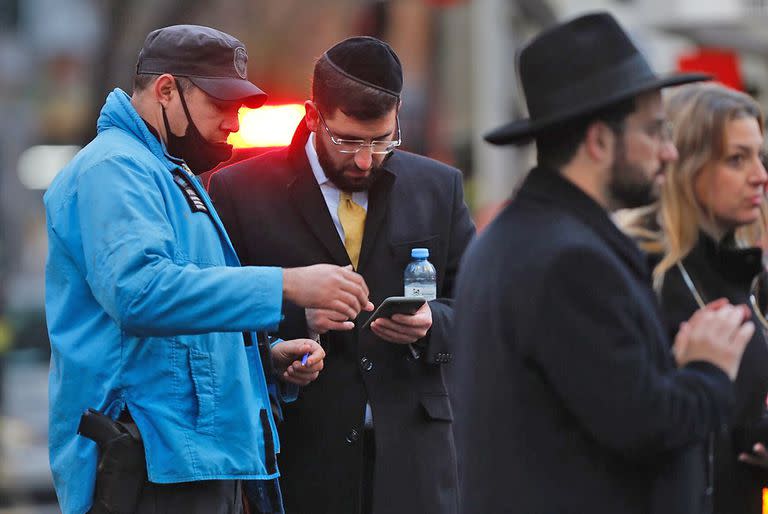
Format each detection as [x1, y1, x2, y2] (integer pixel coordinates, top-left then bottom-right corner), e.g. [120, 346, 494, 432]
[44, 89, 284, 514]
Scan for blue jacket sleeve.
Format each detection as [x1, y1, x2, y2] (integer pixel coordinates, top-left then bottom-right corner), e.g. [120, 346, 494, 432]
[73, 155, 283, 336]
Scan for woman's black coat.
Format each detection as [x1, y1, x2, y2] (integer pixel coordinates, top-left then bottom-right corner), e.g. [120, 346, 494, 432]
[660, 232, 768, 514]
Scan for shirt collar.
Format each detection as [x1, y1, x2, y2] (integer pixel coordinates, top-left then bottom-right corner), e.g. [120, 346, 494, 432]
[305, 132, 331, 187]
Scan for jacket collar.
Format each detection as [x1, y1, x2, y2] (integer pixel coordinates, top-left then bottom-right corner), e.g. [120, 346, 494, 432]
[519, 166, 650, 280]
[96, 89, 176, 166]
[690, 230, 763, 287]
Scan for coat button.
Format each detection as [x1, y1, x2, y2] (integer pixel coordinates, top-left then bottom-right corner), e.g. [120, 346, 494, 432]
[360, 356, 373, 372]
[345, 428, 360, 444]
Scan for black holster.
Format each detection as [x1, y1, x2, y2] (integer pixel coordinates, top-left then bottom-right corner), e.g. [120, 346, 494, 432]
[78, 408, 146, 514]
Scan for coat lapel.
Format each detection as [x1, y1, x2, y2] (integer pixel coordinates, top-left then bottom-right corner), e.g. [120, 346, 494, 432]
[285, 125, 351, 266]
[357, 167, 395, 273]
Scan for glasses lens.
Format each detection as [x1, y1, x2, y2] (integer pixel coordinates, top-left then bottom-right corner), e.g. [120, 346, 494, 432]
[662, 121, 674, 142]
[337, 141, 365, 153]
[371, 141, 396, 154]
[335, 141, 398, 154]
[646, 120, 673, 142]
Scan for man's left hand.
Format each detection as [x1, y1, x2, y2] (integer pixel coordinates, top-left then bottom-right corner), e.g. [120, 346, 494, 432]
[271, 338, 325, 386]
[370, 302, 432, 344]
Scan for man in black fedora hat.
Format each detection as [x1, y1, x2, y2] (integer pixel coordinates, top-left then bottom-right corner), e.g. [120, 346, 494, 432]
[44, 24, 373, 514]
[450, 11, 755, 514]
[208, 36, 475, 514]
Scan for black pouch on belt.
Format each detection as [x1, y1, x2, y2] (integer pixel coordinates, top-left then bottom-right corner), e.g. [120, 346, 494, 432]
[78, 408, 146, 514]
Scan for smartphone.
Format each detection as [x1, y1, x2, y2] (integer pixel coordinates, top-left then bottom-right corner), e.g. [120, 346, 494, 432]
[362, 296, 426, 330]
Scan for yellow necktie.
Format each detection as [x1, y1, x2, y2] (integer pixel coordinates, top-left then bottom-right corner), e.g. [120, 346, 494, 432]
[338, 191, 366, 269]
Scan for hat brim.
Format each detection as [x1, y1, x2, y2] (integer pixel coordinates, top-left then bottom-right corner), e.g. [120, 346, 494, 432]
[484, 72, 711, 146]
[189, 76, 268, 108]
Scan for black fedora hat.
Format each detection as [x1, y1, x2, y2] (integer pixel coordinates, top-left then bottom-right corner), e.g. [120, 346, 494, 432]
[484, 12, 709, 145]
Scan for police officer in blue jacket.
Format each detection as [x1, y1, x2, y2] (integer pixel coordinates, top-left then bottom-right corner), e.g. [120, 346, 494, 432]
[44, 25, 371, 514]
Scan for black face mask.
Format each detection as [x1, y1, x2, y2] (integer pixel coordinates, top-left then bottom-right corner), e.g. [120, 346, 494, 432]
[162, 81, 233, 175]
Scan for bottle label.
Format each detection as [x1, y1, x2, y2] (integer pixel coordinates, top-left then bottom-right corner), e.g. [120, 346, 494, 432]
[405, 284, 437, 301]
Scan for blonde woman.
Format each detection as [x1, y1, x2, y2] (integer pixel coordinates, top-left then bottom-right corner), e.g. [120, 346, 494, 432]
[644, 83, 768, 514]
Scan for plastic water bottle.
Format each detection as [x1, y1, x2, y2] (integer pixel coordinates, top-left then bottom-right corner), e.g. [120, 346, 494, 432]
[404, 248, 436, 300]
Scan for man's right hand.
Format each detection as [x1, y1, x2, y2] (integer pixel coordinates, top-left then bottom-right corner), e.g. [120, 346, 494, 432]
[673, 303, 755, 381]
[306, 308, 357, 335]
[283, 264, 373, 320]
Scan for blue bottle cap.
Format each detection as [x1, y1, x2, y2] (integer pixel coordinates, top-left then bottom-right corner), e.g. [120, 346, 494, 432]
[411, 248, 429, 259]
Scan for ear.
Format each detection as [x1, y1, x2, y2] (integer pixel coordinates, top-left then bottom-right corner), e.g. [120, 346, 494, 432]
[304, 100, 320, 133]
[584, 121, 615, 164]
[153, 74, 177, 108]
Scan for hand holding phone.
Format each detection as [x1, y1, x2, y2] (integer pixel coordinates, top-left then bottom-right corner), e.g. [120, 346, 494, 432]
[362, 296, 426, 330]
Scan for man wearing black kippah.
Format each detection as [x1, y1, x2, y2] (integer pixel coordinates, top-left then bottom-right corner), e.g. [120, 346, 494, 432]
[209, 36, 475, 514]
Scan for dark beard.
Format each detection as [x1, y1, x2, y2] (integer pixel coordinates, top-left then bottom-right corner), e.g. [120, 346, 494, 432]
[316, 139, 379, 192]
[608, 138, 659, 210]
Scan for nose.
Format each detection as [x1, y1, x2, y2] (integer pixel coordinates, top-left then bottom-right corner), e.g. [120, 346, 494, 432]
[354, 146, 374, 171]
[659, 139, 678, 164]
[750, 157, 768, 187]
[222, 110, 240, 134]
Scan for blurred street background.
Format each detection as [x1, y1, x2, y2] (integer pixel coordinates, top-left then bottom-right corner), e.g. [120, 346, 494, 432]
[2, 0, 768, 511]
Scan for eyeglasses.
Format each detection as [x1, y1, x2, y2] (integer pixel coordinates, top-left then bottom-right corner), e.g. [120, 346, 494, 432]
[644, 119, 674, 142]
[608, 119, 674, 143]
[316, 110, 401, 155]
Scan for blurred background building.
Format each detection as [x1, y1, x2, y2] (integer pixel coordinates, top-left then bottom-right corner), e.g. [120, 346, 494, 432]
[1, 0, 767, 511]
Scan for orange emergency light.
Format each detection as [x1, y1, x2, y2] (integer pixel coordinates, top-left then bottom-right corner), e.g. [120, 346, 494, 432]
[228, 103, 306, 148]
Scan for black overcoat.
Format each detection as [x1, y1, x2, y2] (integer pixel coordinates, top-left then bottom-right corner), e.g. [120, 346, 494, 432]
[659, 232, 768, 514]
[451, 167, 735, 514]
[208, 121, 475, 514]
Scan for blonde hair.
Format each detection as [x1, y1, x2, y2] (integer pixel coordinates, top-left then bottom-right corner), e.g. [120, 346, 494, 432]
[614, 204, 664, 256]
[653, 83, 767, 288]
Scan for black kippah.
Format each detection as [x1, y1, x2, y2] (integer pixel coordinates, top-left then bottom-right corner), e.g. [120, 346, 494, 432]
[323, 36, 402, 97]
